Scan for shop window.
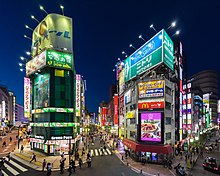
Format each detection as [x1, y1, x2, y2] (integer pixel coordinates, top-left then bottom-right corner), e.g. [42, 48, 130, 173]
[165, 117, 171, 125]
[165, 132, 171, 140]
[165, 86, 172, 95]
[165, 102, 171, 110]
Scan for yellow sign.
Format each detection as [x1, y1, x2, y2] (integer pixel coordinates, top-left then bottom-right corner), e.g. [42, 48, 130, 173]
[126, 111, 135, 118]
[138, 80, 164, 96]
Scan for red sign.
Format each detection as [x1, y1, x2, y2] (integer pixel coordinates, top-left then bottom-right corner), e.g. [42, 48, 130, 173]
[102, 107, 108, 126]
[138, 101, 164, 110]
[114, 94, 118, 125]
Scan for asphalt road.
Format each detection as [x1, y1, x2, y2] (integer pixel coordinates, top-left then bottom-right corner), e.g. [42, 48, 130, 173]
[192, 135, 220, 176]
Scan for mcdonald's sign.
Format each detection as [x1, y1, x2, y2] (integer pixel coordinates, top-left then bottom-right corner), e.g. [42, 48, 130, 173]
[138, 101, 164, 110]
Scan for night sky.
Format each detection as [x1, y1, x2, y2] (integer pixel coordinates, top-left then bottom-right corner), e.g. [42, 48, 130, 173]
[0, 0, 219, 114]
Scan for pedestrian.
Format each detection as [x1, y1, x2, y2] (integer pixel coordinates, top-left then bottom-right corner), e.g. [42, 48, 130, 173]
[68, 165, 72, 176]
[87, 157, 92, 167]
[30, 153, 36, 163]
[2, 141, 6, 147]
[61, 152, 64, 158]
[20, 145, 24, 153]
[6, 152, 11, 161]
[60, 159, 64, 174]
[79, 158, 82, 169]
[10, 137, 12, 142]
[42, 159, 47, 171]
[70, 159, 75, 172]
[46, 162, 52, 176]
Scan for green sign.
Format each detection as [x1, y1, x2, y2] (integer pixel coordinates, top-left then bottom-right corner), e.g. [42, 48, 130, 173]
[163, 30, 174, 71]
[46, 50, 73, 70]
[124, 29, 174, 82]
[32, 107, 74, 113]
[30, 122, 79, 127]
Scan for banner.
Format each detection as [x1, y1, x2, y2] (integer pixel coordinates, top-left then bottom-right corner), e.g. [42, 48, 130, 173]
[24, 77, 31, 118]
[102, 107, 108, 126]
[75, 74, 81, 117]
[114, 94, 118, 125]
[138, 101, 164, 110]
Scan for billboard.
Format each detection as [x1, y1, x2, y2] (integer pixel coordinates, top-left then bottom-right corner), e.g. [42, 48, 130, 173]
[32, 107, 74, 113]
[138, 101, 164, 110]
[32, 14, 72, 56]
[124, 89, 131, 104]
[75, 74, 81, 117]
[114, 94, 118, 125]
[26, 50, 73, 76]
[34, 73, 50, 109]
[24, 77, 31, 118]
[119, 69, 125, 94]
[102, 107, 108, 126]
[138, 80, 164, 98]
[124, 29, 174, 82]
[140, 112, 162, 142]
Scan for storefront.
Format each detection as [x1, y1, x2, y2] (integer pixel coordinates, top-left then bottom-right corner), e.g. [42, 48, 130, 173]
[123, 138, 173, 164]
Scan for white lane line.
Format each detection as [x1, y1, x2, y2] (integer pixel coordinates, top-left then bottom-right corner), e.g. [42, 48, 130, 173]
[4, 163, 19, 175]
[95, 149, 99, 156]
[99, 149, 103, 156]
[106, 148, 112, 155]
[90, 150, 94, 157]
[9, 160, 28, 172]
[2, 170, 9, 176]
[103, 149, 108, 155]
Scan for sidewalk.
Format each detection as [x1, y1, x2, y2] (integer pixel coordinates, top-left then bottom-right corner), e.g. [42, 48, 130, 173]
[12, 140, 88, 171]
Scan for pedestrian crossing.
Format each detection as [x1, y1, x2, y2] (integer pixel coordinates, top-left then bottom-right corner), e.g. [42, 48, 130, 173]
[90, 148, 112, 157]
[2, 159, 28, 176]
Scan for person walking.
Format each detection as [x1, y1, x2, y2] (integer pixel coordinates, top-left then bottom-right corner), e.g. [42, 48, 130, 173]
[30, 153, 36, 163]
[2, 141, 6, 147]
[79, 158, 83, 169]
[60, 159, 65, 174]
[6, 152, 11, 161]
[68, 165, 72, 176]
[9, 137, 12, 143]
[70, 159, 76, 172]
[42, 159, 47, 171]
[20, 145, 24, 153]
[46, 162, 52, 176]
[87, 157, 92, 167]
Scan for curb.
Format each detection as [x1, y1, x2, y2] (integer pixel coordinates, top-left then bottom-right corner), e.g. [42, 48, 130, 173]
[14, 152, 42, 166]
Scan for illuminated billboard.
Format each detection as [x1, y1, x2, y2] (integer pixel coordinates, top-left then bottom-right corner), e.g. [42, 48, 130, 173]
[124, 89, 131, 104]
[32, 107, 74, 114]
[24, 77, 31, 118]
[33, 73, 50, 109]
[140, 112, 162, 142]
[124, 29, 174, 82]
[32, 14, 72, 56]
[75, 74, 81, 117]
[114, 94, 118, 125]
[138, 80, 164, 98]
[138, 101, 164, 110]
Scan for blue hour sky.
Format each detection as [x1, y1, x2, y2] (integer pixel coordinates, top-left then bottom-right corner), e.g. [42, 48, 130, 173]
[0, 0, 219, 114]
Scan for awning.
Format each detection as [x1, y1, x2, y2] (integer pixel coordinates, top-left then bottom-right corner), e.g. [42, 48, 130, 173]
[122, 138, 173, 154]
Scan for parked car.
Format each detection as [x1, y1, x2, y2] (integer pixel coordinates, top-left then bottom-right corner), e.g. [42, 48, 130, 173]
[203, 157, 220, 174]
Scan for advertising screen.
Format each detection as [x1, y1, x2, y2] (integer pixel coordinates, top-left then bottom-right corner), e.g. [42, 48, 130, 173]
[140, 112, 162, 142]
[114, 94, 118, 125]
[138, 80, 164, 98]
[34, 74, 50, 108]
[32, 14, 72, 56]
[75, 74, 81, 117]
[124, 89, 131, 104]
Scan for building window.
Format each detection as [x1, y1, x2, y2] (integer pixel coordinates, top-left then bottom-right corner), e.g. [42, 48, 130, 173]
[165, 86, 172, 95]
[130, 118, 136, 124]
[130, 131, 136, 139]
[165, 117, 171, 125]
[165, 102, 171, 110]
[165, 132, 171, 140]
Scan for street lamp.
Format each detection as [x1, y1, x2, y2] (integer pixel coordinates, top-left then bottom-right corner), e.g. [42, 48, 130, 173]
[40, 5, 48, 15]
[25, 25, 33, 31]
[26, 51, 31, 56]
[31, 15, 40, 23]
[60, 5, 64, 16]
[171, 30, 180, 37]
[24, 35, 32, 41]
[138, 35, 146, 42]
[166, 21, 176, 30]
[150, 24, 157, 33]
[129, 44, 136, 50]
[20, 56, 28, 62]
[18, 63, 23, 67]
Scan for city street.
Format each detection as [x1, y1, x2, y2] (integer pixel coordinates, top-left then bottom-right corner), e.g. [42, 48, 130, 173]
[192, 135, 220, 176]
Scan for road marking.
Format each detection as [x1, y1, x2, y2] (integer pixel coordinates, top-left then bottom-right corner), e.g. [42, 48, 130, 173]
[90, 150, 94, 157]
[95, 149, 99, 156]
[9, 160, 28, 172]
[106, 149, 112, 155]
[103, 149, 108, 155]
[4, 163, 19, 175]
[2, 170, 9, 176]
[99, 149, 103, 156]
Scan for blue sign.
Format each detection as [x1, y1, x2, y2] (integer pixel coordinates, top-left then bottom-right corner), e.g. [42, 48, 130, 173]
[130, 31, 163, 66]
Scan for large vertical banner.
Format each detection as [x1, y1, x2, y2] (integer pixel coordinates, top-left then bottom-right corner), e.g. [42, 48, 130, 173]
[102, 107, 107, 126]
[75, 74, 81, 117]
[24, 77, 31, 118]
[114, 94, 118, 125]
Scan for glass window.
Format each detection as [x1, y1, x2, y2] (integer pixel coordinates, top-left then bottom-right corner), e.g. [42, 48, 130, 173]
[130, 118, 136, 124]
[165, 132, 171, 140]
[165, 102, 171, 110]
[165, 117, 171, 125]
[165, 86, 172, 95]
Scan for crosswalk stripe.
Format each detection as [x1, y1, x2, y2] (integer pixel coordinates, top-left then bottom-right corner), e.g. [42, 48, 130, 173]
[95, 149, 99, 156]
[4, 163, 19, 175]
[91, 150, 94, 157]
[106, 148, 112, 155]
[2, 170, 9, 176]
[99, 149, 103, 156]
[103, 149, 108, 155]
[9, 160, 28, 172]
